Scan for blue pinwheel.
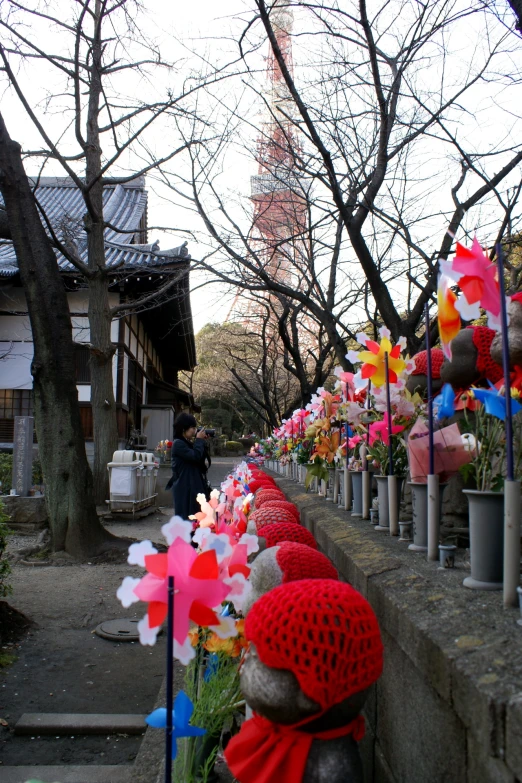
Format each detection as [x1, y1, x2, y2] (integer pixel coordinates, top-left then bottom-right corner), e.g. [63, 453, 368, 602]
[146, 690, 206, 759]
[434, 383, 456, 421]
[471, 384, 522, 421]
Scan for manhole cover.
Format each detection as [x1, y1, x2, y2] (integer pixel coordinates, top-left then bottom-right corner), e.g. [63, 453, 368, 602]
[95, 618, 142, 641]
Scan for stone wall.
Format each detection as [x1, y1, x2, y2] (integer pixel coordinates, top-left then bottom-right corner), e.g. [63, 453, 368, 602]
[271, 475, 522, 783]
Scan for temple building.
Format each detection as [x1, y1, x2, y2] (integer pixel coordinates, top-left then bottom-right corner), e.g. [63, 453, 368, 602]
[0, 176, 197, 455]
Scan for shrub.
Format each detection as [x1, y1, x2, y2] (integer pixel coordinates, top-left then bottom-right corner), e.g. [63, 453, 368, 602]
[0, 499, 12, 598]
[225, 441, 243, 451]
[0, 453, 43, 495]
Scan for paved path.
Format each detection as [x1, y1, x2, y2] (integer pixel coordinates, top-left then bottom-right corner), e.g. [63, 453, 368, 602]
[0, 456, 240, 779]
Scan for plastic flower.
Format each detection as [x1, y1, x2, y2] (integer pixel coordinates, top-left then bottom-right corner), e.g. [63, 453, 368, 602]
[333, 366, 355, 400]
[437, 274, 461, 360]
[369, 414, 405, 446]
[310, 430, 341, 463]
[350, 327, 407, 387]
[441, 237, 501, 330]
[146, 691, 205, 759]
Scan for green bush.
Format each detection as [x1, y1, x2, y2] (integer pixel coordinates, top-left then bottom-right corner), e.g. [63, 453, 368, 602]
[225, 441, 243, 451]
[0, 499, 12, 598]
[0, 453, 43, 495]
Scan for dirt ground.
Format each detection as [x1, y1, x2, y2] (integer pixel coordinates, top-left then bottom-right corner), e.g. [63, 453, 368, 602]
[0, 457, 239, 770]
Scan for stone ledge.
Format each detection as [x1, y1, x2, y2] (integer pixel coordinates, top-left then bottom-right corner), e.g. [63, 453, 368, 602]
[270, 474, 522, 783]
[14, 712, 146, 736]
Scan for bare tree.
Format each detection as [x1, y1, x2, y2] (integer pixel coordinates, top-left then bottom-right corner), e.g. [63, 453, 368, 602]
[0, 0, 218, 500]
[0, 114, 125, 557]
[170, 0, 522, 358]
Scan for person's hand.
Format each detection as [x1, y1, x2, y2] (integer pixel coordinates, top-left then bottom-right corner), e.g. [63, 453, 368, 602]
[196, 429, 207, 439]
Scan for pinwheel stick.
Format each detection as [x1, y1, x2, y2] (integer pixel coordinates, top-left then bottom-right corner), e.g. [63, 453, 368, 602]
[496, 244, 521, 607]
[384, 353, 399, 535]
[362, 379, 372, 519]
[166, 575, 174, 782]
[425, 304, 440, 562]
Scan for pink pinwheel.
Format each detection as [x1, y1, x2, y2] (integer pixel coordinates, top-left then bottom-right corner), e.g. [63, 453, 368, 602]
[441, 237, 501, 330]
[348, 434, 363, 449]
[369, 414, 405, 446]
[189, 489, 226, 529]
[333, 366, 355, 400]
[132, 537, 231, 646]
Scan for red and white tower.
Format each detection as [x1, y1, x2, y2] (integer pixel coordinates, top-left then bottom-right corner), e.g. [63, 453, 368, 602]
[250, 0, 307, 284]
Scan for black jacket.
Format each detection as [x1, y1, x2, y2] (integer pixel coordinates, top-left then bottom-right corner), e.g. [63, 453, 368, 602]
[170, 437, 207, 520]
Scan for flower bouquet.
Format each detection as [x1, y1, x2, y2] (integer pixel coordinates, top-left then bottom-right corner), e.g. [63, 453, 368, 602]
[407, 418, 475, 485]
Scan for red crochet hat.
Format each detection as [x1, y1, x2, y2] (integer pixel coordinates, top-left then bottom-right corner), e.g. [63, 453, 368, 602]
[246, 579, 383, 710]
[511, 292, 522, 305]
[249, 479, 276, 493]
[275, 541, 338, 582]
[261, 500, 300, 523]
[255, 489, 287, 507]
[250, 507, 298, 529]
[467, 325, 503, 384]
[260, 522, 317, 550]
[411, 348, 444, 379]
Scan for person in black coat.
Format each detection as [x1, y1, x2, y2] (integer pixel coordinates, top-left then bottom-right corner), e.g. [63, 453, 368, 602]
[170, 413, 208, 520]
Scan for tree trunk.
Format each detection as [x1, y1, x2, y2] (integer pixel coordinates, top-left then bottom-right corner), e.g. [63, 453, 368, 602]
[84, 7, 119, 504]
[0, 114, 121, 558]
[87, 274, 119, 505]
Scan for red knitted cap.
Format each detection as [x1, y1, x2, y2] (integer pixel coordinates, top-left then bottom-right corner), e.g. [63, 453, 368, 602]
[249, 478, 276, 493]
[411, 348, 444, 378]
[511, 292, 522, 305]
[246, 579, 383, 710]
[261, 500, 301, 523]
[275, 541, 338, 582]
[261, 522, 318, 550]
[468, 325, 503, 383]
[255, 489, 287, 507]
[250, 507, 298, 529]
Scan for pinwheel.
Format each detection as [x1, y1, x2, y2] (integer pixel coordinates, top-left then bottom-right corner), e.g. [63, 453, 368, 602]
[471, 384, 522, 421]
[146, 691, 205, 759]
[333, 366, 355, 400]
[118, 536, 232, 662]
[347, 327, 407, 387]
[189, 489, 226, 529]
[440, 237, 502, 330]
[437, 274, 461, 359]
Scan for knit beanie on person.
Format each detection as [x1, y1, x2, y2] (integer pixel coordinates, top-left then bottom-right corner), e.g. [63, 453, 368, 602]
[260, 522, 318, 550]
[467, 325, 503, 384]
[275, 541, 338, 582]
[250, 507, 299, 529]
[411, 348, 444, 378]
[260, 500, 300, 523]
[255, 489, 287, 507]
[245, 579, 383, 711]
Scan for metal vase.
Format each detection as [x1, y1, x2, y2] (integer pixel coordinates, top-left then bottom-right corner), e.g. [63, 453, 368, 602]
[375, 475, 403, 531]
[351, 471, 363, 517]
[463, 490, 504, 590]
[408, 482, 445, 552]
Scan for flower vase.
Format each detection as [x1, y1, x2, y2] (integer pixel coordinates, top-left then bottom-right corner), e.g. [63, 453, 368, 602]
[462, 490, 504, 590]
[408, 483, 446, 552]
[351, 471, 363, 517]
[375, 475, 403, 531]
[326, 468, 336, 501]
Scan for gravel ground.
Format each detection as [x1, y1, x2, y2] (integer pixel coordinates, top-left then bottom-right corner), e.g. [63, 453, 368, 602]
[0, 457, 240, 769]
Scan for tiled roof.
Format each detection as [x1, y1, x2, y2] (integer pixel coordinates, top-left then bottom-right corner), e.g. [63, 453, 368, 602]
[0, 176, 190, 277]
